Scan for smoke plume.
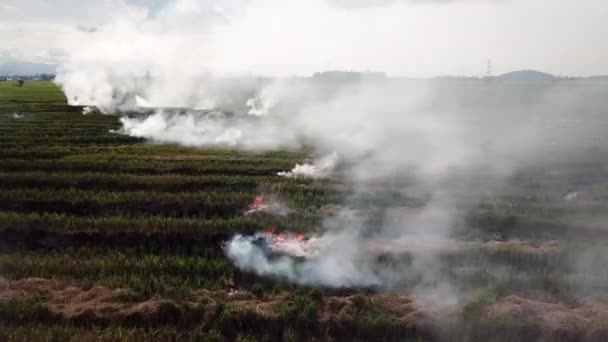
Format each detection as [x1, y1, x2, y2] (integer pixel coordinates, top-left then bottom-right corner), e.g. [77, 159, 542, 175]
[277, 152, 339, 179]
[53, 0, 608, 313]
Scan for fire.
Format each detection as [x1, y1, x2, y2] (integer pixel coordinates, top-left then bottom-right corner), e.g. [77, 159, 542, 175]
[222, 228, 319, 259]
[237, 194, 320, 258]
[243, 194, 291, 217]
[252, 195, 265, 208]
[256, 228, 325, 258]
[244, 195, 266, 216]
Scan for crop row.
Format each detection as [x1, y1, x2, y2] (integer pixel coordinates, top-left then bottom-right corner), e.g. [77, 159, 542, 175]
[0, 112, 116, 120]
[0, 188, 257, 203]
[0, 136, 143, 145]
[3, 131, 122, 138]
[0, 250, 232, 295]
[0, 172, 264, 192]
[63, 152, 303, 164]
[0, 97, 65, 105]
[1, 104, 83, 113]
[0, 146, 305, 160]
[0, 158, 293, 176]
[0, 211, 264, 235]
[0, 147, 117, 159]
[0, 149, 308, 165]
[0, 123, 98, 131]
[3, 246, 606, 300]
[0, 120, 120, 128]
[0, 189, 256, 218]
[0, 123, 117, 131]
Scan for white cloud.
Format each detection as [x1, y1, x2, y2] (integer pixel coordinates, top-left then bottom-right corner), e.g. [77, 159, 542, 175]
[327, 0, 491, 8]
[0, 0, 146, 25]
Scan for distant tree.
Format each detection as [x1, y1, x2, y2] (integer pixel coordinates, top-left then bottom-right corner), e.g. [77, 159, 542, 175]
[40, 74, 55, 81]
[17, 79, 24, 87]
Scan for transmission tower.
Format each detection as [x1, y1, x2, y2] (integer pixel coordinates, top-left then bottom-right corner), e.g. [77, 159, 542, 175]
[485, 59, 493, 77]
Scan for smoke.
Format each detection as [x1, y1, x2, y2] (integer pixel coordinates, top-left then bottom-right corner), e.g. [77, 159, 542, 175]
[70, 74, 608, 309]
[82, 106, 93, 115]
[225, 202, 459, 291]
[277, 152, 339, 179]
[118, 107, 299, 148]
[52, 0, 608, 315]
[68, 74, 608, 311]
[118, 78, 606, 313]
[226, 231, 383, 288]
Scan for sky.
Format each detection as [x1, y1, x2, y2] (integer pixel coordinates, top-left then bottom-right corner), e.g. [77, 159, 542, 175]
[0, 0, 607, 77]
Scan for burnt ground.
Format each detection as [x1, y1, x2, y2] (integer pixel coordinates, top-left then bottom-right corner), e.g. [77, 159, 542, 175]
[3, 277, 608, 341]
[0, 277, 430, 341]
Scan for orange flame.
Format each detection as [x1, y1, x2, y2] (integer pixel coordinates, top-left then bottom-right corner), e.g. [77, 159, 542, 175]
[251, 195, 265, 209]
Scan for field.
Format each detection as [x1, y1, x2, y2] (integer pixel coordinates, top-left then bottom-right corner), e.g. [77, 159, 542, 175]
[2, 81, 608, 341]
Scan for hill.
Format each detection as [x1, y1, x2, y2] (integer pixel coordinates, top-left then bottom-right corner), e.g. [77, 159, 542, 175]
[496, 70, 556, 82]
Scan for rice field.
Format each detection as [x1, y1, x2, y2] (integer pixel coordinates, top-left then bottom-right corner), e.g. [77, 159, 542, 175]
[2, 81, 608, 341]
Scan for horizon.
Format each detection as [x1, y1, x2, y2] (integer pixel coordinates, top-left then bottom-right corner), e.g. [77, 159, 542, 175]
[2, 62, 607, 79]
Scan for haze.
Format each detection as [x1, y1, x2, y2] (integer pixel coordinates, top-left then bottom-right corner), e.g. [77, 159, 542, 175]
[1, 0, 607, 77]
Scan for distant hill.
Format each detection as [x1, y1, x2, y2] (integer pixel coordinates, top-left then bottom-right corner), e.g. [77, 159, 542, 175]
[0, 61, 57, 76]
[496, 70, 556, 82]
[585, 75, 608, 81]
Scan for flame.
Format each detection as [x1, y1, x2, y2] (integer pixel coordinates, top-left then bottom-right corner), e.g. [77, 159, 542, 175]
[239, 193, 320, 257]
[258, 228, 320, 258]
[244, 195, 266, 216]
[252, 195, 265, 209]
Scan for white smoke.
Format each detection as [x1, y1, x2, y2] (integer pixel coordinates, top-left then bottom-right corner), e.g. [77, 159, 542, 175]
[116, 79, 489, 180]
[225, 231, 383, 288]
[225, 202, 464, 292]
[118, 109, 298, 148]
[278, 152, 339, 179]
[134, 95, 154, 108]
[245, 97, 264, 116]
[80, 77, 608, 299]
[82, 106, 93, 115]
[51, 0, 608, 311]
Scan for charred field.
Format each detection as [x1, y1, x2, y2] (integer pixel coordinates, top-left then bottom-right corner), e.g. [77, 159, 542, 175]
[2, 80, 608, 341]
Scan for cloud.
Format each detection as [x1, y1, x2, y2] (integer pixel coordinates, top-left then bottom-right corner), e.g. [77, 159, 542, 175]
[47, 48, 68, 59]
[328, 0, 397, 8]
[2, 0, 608, 76]
[328, 0, 504, 8]
[0, 0, 146, 25]
[76, 25, 98, 33]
